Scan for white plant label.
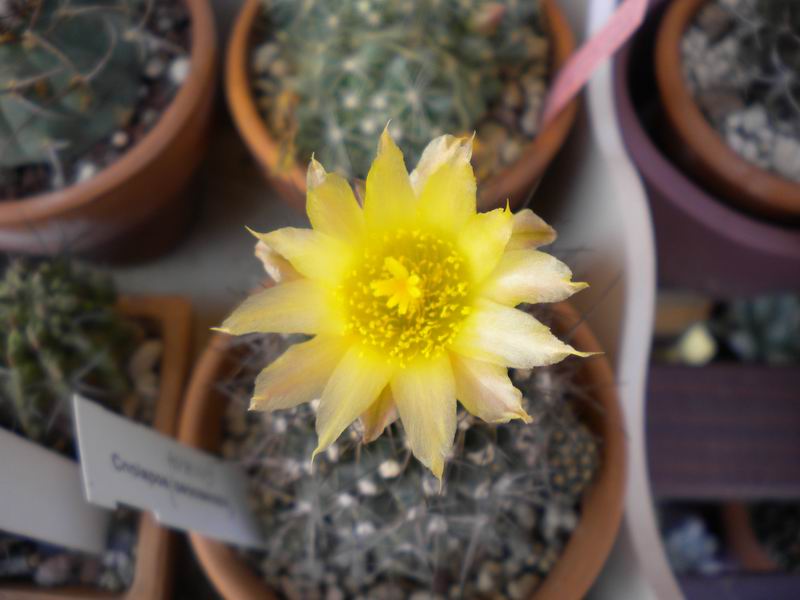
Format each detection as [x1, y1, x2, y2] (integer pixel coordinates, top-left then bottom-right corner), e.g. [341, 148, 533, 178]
[72, 395, 266, 549]
[0, 428, 110, 554]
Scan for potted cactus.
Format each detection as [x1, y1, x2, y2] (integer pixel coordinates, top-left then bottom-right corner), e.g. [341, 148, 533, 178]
[0, 259, 192, 599]
[655, 0, 800, 223]
[226, 0, 578, 212]
[613, 0, 800, 295]
[0, 0, 216, 262]
[179, 131, 625, 599]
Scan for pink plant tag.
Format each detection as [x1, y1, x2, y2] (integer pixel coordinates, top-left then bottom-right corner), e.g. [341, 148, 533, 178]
[541, 0, 647, 126]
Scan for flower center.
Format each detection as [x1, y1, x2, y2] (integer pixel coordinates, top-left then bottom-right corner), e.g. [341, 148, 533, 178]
[341, 229, 472, 365]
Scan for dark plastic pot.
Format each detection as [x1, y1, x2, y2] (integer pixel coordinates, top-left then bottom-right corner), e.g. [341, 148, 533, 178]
[613, 0, 800, 296]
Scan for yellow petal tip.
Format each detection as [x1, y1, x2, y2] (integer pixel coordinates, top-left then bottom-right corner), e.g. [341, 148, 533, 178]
[244, 226, 262, 239]
[307, 155, 326, 189]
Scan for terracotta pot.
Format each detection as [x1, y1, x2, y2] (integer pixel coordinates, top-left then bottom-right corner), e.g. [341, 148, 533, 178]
[614, 0, 800, 296]
[0, 0, 217, 264]
[655, 0, 800, 223]
[722, 503, 779, 573]
[179, 302, 626, 600]
[226, 0, 578, 213]
[0, 296, 193, 600]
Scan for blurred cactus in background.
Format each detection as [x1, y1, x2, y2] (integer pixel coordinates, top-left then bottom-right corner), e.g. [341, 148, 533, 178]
[253, 0, 549, 178]
[0, 0, 147, 185]
[0, 259, 135, 446]
[738, 0, 800, 129]
[711, 294, 800, 365]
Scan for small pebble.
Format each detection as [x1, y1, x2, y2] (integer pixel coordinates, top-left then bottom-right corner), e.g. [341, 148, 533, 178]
[169, 57, 190, 85]
[144, 57, 166, 79]
[378, 459, 401, 478]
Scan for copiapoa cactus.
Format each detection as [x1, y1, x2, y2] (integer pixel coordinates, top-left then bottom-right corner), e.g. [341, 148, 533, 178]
[0, 259, 135, 447]
[253, 0, 549, 178]
[0, 0, 159, 186]
[221, 329, 600, 599]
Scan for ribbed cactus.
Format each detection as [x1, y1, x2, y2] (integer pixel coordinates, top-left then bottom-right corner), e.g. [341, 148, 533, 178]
[0, 259, 135, 447]
[254, 0, 548, 178]
[221, 330, 600, 599]
[0, 0, 144, 177]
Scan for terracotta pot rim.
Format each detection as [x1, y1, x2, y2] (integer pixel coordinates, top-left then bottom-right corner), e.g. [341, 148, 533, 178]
[722, 502, 780, 573]
[225, 0, 579, 213]
[179, 302, 626, 600]
[0, 0, 217, 224]
[655, 0, 800, 221]
[614, 38, 800, 262]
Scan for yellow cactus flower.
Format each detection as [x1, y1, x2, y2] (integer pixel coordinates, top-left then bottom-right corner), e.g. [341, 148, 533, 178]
[218, 128, 590, 480]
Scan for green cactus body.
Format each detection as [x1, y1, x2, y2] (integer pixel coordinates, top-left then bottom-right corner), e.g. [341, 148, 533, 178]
[0, 259, 136, 447]
[0, 0, 142, 170]
[221, 330, 600, 599]
[254, 0, 548, 179]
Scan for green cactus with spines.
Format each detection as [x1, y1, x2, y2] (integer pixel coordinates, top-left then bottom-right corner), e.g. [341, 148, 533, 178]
[0, 258, 136, 446]
[0, 0, 145, 180]
[255, 0, 548, 179]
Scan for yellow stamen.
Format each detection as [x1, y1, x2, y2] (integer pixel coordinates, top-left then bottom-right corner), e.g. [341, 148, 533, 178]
[340, 229, 471, 366]
[371, 257, 423, 316]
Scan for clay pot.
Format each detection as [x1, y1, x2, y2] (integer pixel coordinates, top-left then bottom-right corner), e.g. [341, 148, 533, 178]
[655, 0, 800, 223]
[0, 0, 217, 264]
[225, 0, 578, 213]
[179, 301, 626, 600]
[722, 503, 779, 573]
[0, 296, 193, 600]
[614, 0, 800, 296]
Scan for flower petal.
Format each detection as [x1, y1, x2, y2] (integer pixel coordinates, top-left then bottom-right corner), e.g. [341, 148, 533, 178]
[481, 249, 588, 306]
[413, 135, 476, 231]
[254, 240, 300, 283]
[314, 346, 393, 456]
[218, 280, 343, 336]
[251, 335, 346, 411]
[450, 353, 532, 424]
[506, 209, 557, 250]
[457, 206, 513, 283]
[391, 354, 457, 480]
[363, 127, 416, 230]
[452, 299, 591, 368]
[306, 158, 365, 241]
[360, 387, 398, 443]
[249, 227, 352, 286]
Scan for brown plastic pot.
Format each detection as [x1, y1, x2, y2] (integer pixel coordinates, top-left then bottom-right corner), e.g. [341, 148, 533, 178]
[179, 301, 626, 600]
[655, 0, 800, 223]
[0, 0, 217, 264]
[722, 503, 779, 573]
[0, 296, 193, 600]
[226, 0, 578, 213]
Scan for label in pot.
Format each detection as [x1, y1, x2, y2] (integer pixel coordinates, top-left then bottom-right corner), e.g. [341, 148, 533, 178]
[73, 396, 266, 549]
[0, 428, 110, 554]
[542, 0, 647, 126]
